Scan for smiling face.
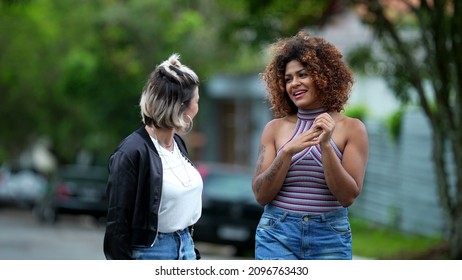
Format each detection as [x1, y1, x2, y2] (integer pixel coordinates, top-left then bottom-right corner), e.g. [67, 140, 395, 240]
[284, 60, 322, 110]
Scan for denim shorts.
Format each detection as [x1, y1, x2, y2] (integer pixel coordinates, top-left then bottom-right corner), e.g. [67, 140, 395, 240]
[255, 204, 352, 260]
[131, 228, 196, 260]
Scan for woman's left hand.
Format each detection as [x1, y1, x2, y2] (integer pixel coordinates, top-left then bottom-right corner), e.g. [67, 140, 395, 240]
[312, 113, 335, 145]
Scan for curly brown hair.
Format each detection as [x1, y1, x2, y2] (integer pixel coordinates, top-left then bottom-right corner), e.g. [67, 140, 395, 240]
[262, 31, 354, 118]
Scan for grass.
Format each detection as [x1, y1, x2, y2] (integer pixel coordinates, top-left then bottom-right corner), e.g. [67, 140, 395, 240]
[234, 217, 450, 259]
[350, 217, 449, 259]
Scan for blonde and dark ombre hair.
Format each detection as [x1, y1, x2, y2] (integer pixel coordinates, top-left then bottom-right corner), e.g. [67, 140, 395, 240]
[262, 31, 354, 118]
[140, 53, 199, 132]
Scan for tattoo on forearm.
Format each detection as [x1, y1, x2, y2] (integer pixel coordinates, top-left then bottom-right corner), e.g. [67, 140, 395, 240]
[255, 144, 265, 175]
[254, 144, 284, 195]
[254, 144, 265, 194]
[267, 156, 283, 183]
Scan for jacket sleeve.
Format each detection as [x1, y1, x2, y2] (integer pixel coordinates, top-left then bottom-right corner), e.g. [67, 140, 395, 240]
[103, 150, 137, 260]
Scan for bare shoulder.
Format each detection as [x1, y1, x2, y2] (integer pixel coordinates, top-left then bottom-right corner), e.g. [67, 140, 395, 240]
[261, 116, 296, 147]
[264, 118, 282, 130]
[340, 115, 369, 152]
[347, 116, 367, 136]
[334, 113, 367, 134]
[263, 116, 295, 133]
[331, 113, 368, 151]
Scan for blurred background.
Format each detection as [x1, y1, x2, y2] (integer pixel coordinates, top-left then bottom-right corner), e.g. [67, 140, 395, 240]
[1, 0, 461, 259]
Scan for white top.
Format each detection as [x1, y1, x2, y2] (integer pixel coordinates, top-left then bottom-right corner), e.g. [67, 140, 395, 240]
[150, 136, 203, 233]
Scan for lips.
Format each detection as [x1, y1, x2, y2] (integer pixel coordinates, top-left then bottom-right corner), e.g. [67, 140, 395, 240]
[292, 89, 307, 99]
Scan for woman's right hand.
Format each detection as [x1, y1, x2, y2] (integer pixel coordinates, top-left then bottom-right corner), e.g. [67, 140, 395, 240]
[282, 126, 322, 155]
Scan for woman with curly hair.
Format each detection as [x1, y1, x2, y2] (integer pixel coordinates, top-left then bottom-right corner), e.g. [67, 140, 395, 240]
[252, 31, 369, 260]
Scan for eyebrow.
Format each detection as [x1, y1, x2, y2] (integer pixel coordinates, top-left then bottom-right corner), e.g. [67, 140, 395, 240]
[285, 68, 306, 77]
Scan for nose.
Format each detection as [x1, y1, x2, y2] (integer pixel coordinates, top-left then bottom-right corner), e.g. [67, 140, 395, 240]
[291, 76, 301, 87]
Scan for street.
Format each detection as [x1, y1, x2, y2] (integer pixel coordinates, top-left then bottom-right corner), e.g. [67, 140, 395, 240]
[0, 205, 248, 260]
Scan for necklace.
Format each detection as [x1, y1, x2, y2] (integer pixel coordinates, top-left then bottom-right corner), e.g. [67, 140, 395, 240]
[149, 126, 173, 151]
[150, 126, 192, 188]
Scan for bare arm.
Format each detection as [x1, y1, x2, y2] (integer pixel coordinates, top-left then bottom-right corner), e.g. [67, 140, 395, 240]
[314, 114, 369, 206]
[252, 121, 291, 206]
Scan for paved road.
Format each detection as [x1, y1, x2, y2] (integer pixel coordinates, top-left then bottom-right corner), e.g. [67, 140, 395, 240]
[0, 206, 247, 260]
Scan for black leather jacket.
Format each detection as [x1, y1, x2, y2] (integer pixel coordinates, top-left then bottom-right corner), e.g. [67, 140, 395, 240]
[103, 126, 190, 260]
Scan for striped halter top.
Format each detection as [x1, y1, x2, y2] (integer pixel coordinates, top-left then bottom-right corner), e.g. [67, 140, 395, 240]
[271, 108, 344, 214]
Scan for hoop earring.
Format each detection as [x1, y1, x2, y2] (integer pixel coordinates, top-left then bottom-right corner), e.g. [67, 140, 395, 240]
[184, 114, 193, 134]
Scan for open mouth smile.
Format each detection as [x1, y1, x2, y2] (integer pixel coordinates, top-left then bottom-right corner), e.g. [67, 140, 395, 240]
[292, 90, 307, 99]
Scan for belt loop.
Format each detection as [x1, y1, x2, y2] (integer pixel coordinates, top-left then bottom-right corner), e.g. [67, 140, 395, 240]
[188, 225, 194, 237]
[280, 211, 288, 222]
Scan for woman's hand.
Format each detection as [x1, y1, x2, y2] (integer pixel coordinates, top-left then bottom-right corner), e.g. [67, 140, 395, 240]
[283, 125, 323, 155]
[313, 113, 335, 146]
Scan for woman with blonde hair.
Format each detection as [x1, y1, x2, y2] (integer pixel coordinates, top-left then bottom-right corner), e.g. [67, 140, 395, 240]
[104, 54, 202, 260]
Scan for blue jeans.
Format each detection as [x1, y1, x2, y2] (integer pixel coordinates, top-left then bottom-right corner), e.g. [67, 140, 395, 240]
[255, 204, 352, 260]
[132, 228, 196, 260]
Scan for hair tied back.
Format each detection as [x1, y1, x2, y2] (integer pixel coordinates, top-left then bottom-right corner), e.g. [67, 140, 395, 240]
[169, 65, 184, 77]
[167, 53, 181, 67]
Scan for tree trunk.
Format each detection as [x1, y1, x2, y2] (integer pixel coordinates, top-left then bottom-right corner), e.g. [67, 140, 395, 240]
[450, 211, 462, 259]
[431, 119, 462, 259]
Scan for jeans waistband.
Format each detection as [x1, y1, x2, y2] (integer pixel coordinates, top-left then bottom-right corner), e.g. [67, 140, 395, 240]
[159, 227, 190, 236]
[265, 204, 348, 222]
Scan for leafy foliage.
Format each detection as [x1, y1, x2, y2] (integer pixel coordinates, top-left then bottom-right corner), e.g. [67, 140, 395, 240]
[385, 108, 404, 142]
[1, 0, 333, 165]
[344, 104, 369, 121]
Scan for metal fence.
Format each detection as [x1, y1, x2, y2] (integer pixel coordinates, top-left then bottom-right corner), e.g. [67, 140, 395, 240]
[349, 111, 450, 238]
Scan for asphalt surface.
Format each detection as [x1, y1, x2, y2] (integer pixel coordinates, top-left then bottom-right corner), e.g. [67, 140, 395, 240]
[0, 205, 369, 261]
[0, 205, 247, 260]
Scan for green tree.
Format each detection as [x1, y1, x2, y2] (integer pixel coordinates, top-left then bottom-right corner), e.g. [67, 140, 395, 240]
[351, 0, 462, 259]
[0, 0, 215, 164]
[0, 0, 68, 162]
[1, 0, 334, 166]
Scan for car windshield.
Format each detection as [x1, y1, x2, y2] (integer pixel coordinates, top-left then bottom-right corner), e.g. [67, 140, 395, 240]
[203, 172, 254, 201]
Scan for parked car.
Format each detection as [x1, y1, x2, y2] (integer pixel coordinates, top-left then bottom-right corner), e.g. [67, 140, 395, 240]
[194, 162, 263, 256]
[0, 165, 47, 208]
[34, 165, 108, 224]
